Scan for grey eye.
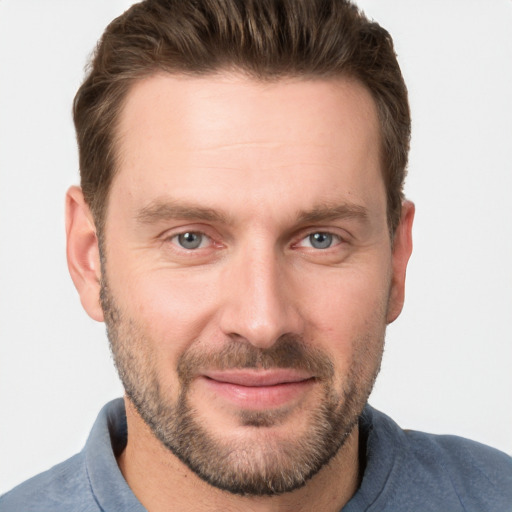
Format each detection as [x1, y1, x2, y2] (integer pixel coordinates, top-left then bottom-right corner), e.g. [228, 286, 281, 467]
[177, 232, 204, 249]
[309, 232, 333, 249]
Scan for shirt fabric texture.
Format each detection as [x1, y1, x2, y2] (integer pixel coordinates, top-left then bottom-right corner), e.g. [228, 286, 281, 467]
[1, 398, 511, 511]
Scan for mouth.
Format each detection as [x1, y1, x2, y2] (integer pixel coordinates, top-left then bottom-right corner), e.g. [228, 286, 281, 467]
[199, 369, 316, 410]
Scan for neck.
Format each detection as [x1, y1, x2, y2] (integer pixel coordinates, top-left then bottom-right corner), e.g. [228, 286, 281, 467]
[117, 397, 361, 512]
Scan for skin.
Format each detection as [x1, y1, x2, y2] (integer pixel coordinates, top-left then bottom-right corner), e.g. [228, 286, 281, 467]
[66, 73, 414, 511]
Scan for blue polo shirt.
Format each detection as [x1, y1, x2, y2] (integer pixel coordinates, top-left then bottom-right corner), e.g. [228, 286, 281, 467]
[1, 399, 511, 511]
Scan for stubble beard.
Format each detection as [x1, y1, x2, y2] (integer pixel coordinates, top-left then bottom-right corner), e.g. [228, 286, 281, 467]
[100, 278, 385, 496]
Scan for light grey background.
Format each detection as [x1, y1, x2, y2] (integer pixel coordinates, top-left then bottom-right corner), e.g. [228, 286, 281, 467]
[1, 0, 511, 494]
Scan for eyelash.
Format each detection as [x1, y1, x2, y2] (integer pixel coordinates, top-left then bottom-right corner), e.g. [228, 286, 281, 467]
[165, 229, 345, 252]
[167, 231, 215, 251]
[295, 232, 344, 250]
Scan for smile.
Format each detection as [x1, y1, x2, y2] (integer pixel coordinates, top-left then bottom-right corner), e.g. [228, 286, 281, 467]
[200, 370, 316, 410]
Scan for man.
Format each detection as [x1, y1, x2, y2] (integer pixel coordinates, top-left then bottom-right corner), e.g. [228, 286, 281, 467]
[1, 0, 511, 510]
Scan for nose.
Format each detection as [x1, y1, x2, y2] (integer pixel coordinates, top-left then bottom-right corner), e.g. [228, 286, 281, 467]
[218, 246, 303, 349]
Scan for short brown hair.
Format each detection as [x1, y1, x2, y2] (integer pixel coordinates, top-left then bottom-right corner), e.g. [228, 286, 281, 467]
[73, 0, 410, 235]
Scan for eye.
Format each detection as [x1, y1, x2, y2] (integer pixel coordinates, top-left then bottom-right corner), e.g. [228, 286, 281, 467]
[172, 231, 209, 250]
[299, 232, 341, 250]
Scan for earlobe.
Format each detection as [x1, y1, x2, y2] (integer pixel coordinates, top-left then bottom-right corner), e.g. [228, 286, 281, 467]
[387, 200, 415, 324]
[65, 186, 104, 322]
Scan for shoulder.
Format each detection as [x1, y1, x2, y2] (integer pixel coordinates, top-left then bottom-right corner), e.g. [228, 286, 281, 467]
[0, 452, 99, 512]
[364, 406, 512, 511]
[405, 429, 512, 505]
[0, 399, 138, 512]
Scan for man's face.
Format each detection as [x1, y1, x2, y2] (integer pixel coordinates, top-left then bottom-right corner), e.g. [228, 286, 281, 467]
[98, 73, 405, 495]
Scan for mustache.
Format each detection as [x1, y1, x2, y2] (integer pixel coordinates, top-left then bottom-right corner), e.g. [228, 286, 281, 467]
[177, 335, 334, 384]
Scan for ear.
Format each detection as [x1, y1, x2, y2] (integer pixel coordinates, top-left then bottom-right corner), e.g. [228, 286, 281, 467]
[65, 186, 104, 322]
[386, 200, 415, 324]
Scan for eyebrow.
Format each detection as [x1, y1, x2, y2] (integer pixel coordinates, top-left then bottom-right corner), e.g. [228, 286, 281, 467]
[136, 200, 230, 224]
[136, 199, 369, 226]
[296, 202, 369, 225]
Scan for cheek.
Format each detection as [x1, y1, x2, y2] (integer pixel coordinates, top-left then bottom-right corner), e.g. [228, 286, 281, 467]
[298, 262, 391, 321]
[296, 264, 390, 364]
[112, 268, 223, 354]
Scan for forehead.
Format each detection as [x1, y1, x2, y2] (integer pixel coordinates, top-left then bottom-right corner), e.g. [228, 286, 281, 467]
[111, 72, 384, 223]
[116, 72, 380, 160]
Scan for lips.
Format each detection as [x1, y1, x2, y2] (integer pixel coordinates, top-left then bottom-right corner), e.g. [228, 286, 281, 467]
[200, 369, 315, 409]
[204, 369, 312, 386]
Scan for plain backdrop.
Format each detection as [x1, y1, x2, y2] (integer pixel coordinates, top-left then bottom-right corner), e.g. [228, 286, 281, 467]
[1, 0, 511, 494]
